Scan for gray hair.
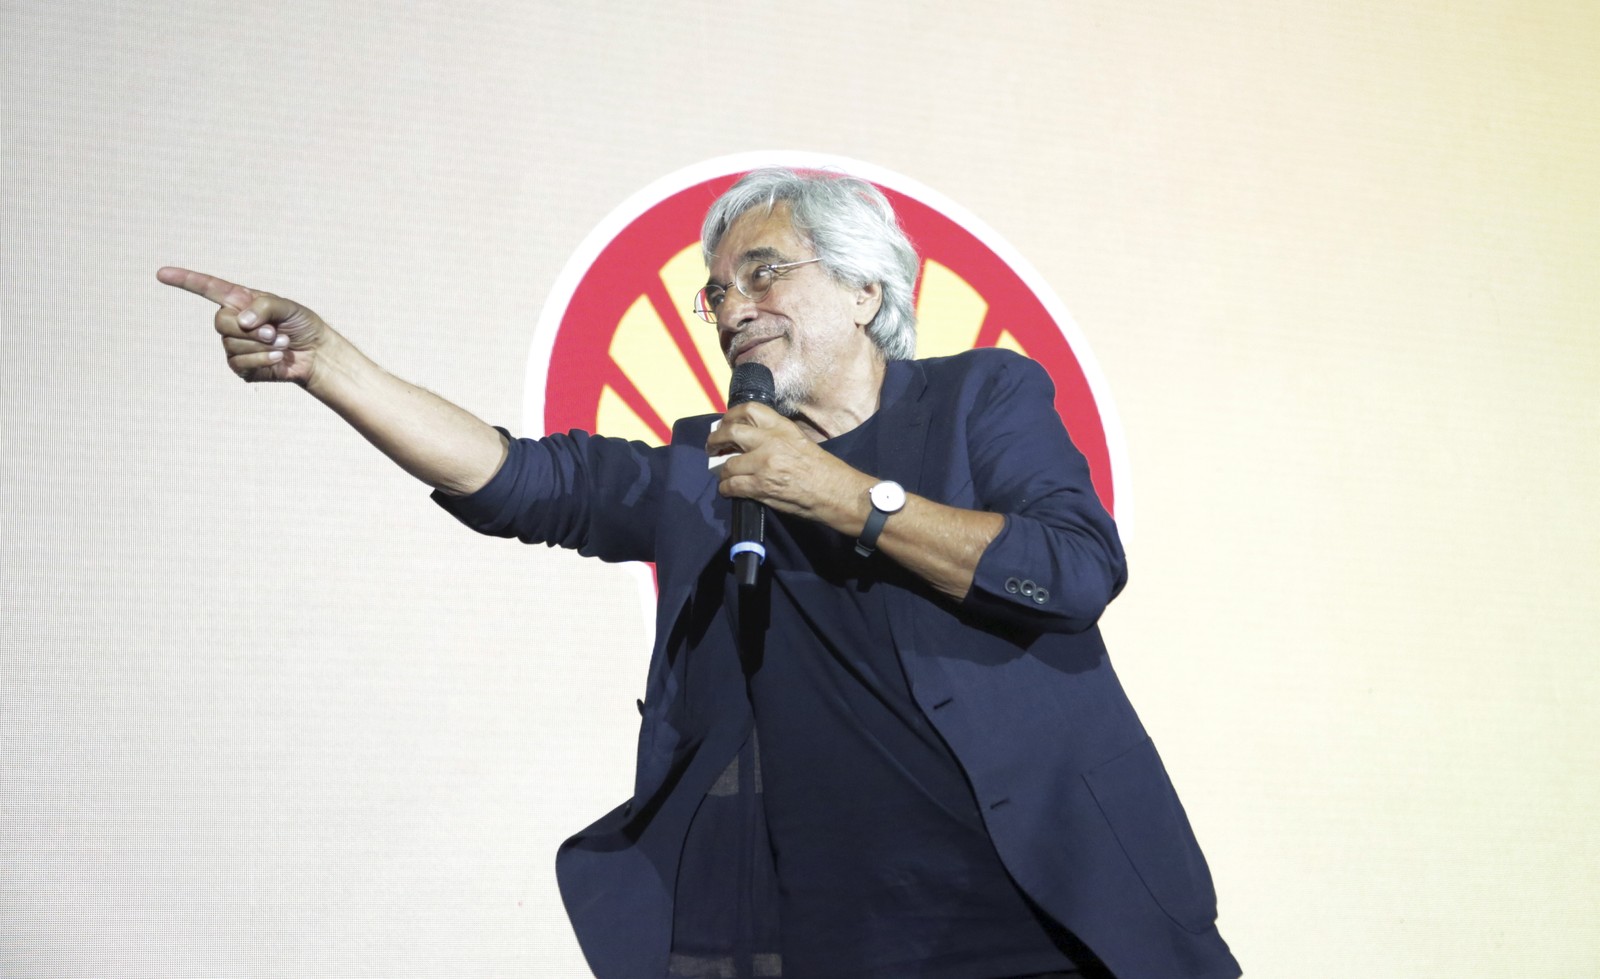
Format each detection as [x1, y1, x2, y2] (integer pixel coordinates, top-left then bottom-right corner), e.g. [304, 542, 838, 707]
[701, 167, 920, 361]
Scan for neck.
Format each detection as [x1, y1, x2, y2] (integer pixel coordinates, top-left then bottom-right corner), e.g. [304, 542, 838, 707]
[790, 353, 888, 442]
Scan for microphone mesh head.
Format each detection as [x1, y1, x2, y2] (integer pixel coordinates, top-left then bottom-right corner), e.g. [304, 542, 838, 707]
[728, 362, 776, 407]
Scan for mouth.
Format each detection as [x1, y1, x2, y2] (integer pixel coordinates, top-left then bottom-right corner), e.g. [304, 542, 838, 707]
[728, 334, 780, 366]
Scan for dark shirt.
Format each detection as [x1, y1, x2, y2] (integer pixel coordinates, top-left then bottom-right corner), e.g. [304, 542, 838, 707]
[743, 376, 1075, 979]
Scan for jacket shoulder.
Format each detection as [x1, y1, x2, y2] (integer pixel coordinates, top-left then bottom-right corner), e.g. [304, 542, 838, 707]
[912, 347, 1051, 400]
[915, 346, 1037, 380]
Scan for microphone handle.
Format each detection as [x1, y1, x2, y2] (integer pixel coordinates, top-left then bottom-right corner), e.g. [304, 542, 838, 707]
[726, 363, 775, 588]
[732, 498, 766, 587]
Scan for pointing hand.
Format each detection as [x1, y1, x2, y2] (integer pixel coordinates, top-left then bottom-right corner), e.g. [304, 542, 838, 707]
[157, 267, 331, 385]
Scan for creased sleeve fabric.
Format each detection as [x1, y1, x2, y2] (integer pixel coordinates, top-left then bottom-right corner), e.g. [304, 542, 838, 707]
[958, 353, 1127, 634]
[430, 426, 667, 565]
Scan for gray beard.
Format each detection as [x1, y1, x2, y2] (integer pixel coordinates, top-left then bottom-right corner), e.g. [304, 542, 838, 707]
[770, 369, 809, 419]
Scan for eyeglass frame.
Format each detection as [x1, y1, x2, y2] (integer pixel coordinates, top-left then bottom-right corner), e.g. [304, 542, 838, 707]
[692, 257, 823, 324]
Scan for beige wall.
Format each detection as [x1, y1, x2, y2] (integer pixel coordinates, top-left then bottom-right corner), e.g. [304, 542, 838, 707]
[3, 1, 1596, 975]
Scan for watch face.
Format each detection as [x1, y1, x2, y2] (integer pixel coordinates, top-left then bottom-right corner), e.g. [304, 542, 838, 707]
[871, 481, 906, 512]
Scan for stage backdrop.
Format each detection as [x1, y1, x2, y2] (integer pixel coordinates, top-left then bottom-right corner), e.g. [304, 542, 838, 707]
[3, 1, 1597, 976]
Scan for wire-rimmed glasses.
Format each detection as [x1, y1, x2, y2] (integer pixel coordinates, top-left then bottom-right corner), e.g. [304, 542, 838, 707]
[692, 258, 822, 323]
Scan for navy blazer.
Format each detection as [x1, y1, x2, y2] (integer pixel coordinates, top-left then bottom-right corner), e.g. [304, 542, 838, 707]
[437, 349, 1239, 979]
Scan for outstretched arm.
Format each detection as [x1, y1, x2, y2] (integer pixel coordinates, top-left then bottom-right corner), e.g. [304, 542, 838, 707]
[157, 267, 505, 496]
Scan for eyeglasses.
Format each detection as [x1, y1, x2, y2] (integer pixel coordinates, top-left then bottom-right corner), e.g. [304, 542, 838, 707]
[692, 258, 822, 324]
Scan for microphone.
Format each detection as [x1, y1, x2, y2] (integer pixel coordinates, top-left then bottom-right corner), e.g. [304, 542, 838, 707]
[727, 362, 775, 587]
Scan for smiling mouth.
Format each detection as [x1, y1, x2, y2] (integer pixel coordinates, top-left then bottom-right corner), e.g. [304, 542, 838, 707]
[729, 335, 779, 365]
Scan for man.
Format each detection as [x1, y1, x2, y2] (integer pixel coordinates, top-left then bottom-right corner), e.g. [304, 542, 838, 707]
[159, 168, 1239, 979]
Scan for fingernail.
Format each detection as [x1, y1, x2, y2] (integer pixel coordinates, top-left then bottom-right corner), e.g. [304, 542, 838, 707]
[255, 327, 274, 342]
[272, 335, 289, 349]
[238, 310, 258, 327]
[268, 351, 283, 363]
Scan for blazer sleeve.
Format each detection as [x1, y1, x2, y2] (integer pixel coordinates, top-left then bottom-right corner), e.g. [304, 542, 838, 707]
[429, 427, 666, 565]
[959, 353, 1127, 634]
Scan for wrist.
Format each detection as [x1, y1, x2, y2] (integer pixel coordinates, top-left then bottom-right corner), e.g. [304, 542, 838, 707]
[837, 469, 879, 535]
[854, 478, 907, 557]
[301, 329, 361, 398]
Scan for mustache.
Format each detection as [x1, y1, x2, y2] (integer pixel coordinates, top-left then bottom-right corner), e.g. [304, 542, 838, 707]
[723, 328, 786, 366]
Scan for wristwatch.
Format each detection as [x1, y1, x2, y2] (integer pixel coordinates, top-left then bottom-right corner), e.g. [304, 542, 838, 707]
[855, 480, 906, 557]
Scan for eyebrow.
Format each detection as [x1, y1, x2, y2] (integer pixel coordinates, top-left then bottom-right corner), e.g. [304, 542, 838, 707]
[741, 246, 784, 264]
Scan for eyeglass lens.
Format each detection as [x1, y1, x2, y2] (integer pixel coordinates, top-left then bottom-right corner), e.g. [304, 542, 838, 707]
[694, 259, 811, 323]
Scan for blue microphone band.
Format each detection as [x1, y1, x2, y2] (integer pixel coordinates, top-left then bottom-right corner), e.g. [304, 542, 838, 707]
[729, 540, 767, 563]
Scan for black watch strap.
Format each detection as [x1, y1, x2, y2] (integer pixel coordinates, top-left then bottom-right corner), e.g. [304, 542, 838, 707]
[855, 507, 890, 558]
[855, 480, 905, 558]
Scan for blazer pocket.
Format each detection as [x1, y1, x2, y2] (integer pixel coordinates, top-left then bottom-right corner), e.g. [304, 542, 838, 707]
[1083, 737, 1219, 934]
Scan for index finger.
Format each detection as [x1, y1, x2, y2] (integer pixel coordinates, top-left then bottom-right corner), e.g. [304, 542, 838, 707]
[156, 266, 256, 310]
[720, 402, 785, 428]
[707, 414, 776, 456]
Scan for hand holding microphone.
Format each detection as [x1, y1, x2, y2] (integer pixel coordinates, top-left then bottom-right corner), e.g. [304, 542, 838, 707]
[707, 363, 884, 587]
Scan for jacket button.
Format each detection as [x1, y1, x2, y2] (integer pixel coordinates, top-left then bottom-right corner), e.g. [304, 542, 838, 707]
[1004, 577, 1022, 594]
[1019, 579, 1036, 597]
[1033, 587, 1049, 605]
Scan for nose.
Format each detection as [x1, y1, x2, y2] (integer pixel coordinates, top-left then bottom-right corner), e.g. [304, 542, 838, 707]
[720, 280, 763, 320]
[716, 288, 761, 346]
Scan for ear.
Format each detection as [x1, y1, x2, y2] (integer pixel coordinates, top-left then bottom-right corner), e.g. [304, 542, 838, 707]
[853, 282, 884, 328]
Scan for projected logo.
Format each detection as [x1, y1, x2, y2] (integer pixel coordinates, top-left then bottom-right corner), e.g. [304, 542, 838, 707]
[524, 153, 1128, 524]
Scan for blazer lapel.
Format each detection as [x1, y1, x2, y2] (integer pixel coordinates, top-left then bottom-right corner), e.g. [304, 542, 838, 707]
[874, 358, 935, 496]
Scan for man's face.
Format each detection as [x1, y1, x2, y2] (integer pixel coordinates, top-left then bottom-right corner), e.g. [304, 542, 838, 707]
[706, 204, 881, 416]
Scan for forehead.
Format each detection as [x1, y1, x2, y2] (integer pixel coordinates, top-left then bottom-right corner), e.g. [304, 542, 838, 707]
[709, 204, 809, 275]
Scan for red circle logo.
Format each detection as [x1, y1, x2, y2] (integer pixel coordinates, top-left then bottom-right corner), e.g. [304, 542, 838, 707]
[525, 153, 1128, 527]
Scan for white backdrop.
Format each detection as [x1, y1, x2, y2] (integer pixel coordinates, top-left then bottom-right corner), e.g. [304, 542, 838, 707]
[3, 1, 1598, 976]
